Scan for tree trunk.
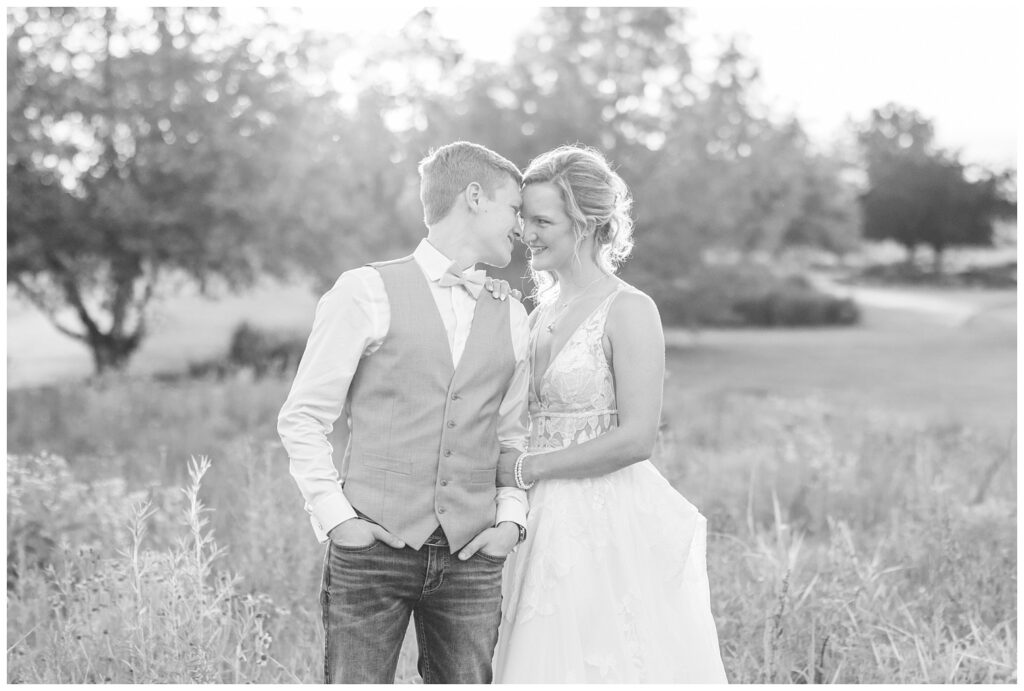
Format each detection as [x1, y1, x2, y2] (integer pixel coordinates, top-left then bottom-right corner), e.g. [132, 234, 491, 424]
[903, 243, 917, 267]
[88, 332, 141, 374]
[932, 246, 944, 275]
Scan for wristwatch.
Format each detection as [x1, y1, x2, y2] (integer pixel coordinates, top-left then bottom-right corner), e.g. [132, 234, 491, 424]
[498, 521, 528, 544]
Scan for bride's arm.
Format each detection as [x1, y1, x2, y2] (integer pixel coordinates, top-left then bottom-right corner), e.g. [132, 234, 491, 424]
[521, 290, 665, 482]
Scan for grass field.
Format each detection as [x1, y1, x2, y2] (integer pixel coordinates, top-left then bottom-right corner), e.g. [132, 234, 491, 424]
[5, 285, 1017, 683]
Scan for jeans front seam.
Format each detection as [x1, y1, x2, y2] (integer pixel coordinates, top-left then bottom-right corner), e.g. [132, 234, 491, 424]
[422, 545, 446, 596]
[414, 606, 433, 683]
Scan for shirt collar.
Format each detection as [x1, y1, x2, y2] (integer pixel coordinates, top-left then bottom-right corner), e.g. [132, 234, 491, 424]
[414, 238, 467, 282]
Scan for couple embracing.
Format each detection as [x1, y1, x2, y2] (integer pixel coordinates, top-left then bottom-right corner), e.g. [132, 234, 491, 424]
[277, 141, 728, 683]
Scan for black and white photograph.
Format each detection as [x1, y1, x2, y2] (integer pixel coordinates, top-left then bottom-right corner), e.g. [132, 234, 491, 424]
[5, 3, 1018, 683]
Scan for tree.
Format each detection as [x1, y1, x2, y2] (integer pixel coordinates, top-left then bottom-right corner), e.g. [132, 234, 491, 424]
[627, 40, 847, 282]
[287, 8, 860, 299]
[7, 7, 335, 373]
[857, 103, 1013, 272]
[780, 152, 862, 257]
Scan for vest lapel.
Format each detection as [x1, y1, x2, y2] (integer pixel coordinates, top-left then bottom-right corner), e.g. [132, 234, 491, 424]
[405, 264, 456, 376]
[452, 292, 493, 383]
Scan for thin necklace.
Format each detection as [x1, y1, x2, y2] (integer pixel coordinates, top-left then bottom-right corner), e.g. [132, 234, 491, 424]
[543, 274, 610, 333]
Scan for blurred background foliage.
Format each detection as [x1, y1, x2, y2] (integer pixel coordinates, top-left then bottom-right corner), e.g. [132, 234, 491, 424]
[6, 9, 1016, 682]
[6, 7, 1016, 374]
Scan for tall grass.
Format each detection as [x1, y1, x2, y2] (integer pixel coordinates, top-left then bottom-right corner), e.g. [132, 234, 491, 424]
[6, 377, 1017, 683]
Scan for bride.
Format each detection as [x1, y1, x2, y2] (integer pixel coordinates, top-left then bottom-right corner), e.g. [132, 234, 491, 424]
[492, 145, 728, 683]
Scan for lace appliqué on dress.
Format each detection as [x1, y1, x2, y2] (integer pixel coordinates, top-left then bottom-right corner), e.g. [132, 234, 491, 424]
[529, 289, 620, 451]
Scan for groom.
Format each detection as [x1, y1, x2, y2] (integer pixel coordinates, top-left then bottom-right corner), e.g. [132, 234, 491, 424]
[278, 141, 530, 684]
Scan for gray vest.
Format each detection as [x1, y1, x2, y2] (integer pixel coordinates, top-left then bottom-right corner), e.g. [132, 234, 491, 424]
[341, 256, 517, 552]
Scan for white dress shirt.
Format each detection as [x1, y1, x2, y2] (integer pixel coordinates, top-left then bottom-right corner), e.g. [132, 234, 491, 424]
[278, 239, 530, 542]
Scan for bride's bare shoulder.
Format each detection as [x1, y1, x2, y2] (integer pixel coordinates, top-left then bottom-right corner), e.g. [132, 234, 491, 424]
[606, 282, 662, 334]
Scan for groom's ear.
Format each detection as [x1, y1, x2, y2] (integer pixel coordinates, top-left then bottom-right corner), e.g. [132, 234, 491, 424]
[463, 182, 483, 213]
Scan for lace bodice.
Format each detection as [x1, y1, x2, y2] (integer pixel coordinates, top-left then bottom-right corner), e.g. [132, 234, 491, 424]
[529, 287, 623, 450]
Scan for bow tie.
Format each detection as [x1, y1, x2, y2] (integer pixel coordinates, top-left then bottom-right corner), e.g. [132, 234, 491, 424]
[437, 262, 487, 299]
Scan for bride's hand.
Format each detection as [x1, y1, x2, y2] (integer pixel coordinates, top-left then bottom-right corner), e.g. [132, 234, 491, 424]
[458, 522, 520, 560]
[484, 277, 522, 302]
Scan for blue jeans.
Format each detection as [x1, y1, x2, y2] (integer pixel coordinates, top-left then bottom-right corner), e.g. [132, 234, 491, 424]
[320, 527, 506, 684]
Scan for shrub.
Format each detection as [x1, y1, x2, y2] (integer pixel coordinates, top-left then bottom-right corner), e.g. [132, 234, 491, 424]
[733, 287, 860, 326]
[160, 323, 307, 382]
[643, 263, 860, 327]
[226, 322, 306, 378]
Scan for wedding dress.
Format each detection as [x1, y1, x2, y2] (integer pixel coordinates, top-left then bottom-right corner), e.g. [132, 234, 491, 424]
[492, 286, 728, 683]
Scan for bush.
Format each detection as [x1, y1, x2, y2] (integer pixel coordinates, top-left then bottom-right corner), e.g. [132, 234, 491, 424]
[165, 323, 307, 382]
[643, 263, 861, 327]
[227, 323, 306, 378]
[733, 287, 860, 326]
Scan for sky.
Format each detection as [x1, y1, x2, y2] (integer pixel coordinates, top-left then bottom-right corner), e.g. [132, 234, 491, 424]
[292, 2, 1019, 170]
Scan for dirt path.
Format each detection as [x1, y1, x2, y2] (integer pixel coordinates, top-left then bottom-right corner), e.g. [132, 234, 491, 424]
[806, 272, 1018, 327]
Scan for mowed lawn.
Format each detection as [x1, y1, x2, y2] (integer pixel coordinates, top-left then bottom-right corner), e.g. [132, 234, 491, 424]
[664, 293, 1015, 435]
[8, 281, 1016, 432]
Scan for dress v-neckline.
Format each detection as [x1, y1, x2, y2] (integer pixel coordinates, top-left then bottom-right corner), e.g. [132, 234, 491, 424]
[530, 287, 621, 400]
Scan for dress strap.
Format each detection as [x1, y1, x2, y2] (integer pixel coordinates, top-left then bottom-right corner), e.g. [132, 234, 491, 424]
[594, 283, 626, 329]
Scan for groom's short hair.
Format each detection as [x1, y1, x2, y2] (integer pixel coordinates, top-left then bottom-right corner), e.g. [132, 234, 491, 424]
[418, 142, 522, 225]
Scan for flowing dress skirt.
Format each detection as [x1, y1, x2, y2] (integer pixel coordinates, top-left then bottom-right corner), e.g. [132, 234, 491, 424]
[492, 460, 728, 683]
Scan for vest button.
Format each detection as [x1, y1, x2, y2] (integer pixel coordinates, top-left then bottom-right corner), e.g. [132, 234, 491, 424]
[447, 420, 456, 428]
[440, 480, 449, 487]
[438, 506, 447, 514]
[451, 392, 460, 400]
[443, 449, 452, 457]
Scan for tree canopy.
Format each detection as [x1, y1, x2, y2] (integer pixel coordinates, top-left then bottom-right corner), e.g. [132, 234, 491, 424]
[19, 9, 992, 373]
[857, 103, 1015, 272]
[7, 7, 339, 370]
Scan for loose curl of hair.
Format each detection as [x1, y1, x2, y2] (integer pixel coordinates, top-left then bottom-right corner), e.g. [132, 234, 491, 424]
[521, 145, 634, 303]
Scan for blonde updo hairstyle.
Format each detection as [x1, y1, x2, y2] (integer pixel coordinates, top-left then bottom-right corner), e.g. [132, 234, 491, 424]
[522, 145, 634, 303]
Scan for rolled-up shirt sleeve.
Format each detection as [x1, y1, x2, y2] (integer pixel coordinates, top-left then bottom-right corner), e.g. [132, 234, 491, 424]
[277, 267, 387, 542]
[495, 298, 531, 528]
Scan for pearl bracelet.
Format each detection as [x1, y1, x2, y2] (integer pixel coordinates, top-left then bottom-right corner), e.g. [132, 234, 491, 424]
[514, 452, 536, 490]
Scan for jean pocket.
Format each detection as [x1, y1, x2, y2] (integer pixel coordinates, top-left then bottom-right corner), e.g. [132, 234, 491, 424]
[332, 539, 380, 554]
[475, 549, 508, 565]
